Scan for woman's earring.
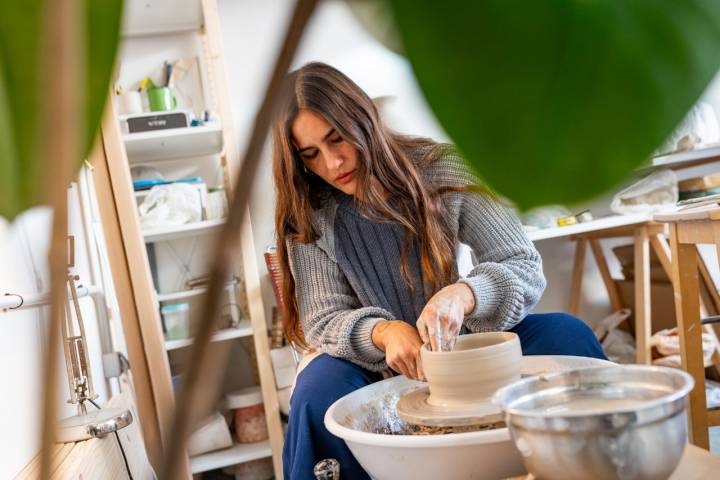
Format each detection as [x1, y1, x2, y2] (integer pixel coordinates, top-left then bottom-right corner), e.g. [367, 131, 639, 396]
[302, 164, 313, 176]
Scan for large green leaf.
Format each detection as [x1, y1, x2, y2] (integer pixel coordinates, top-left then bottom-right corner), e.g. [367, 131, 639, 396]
[387, 0, 720, 209]
[0, 0, 123, 220]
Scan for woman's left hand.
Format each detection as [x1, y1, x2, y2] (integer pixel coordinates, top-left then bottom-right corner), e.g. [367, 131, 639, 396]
[416, 283, 475, 351]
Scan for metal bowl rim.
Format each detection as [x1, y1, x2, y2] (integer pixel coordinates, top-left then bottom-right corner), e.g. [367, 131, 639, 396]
[493, 365, 694, 420]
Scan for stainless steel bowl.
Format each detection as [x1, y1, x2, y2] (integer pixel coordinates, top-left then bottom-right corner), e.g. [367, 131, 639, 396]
[492, 366, 694, 480]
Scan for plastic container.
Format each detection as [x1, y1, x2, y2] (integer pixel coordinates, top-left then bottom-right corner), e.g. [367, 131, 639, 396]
[225, 386, 268, 443]
[161, 303, 190, 340]
[205, 186, 228, 220]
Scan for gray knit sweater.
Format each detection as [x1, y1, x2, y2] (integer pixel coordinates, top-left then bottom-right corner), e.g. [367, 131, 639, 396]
[288, 154, 546, 372]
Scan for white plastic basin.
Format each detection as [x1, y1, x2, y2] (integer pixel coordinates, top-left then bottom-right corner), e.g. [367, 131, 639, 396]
[324, 355, 614, 480]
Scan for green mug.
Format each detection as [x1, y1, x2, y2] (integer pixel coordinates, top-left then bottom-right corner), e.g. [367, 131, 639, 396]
[147, 87, 177, 112]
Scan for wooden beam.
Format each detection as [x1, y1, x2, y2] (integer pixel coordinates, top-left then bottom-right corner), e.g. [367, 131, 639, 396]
[201, 0, 285, 476]
[669, 223, 709, 449]
[90, 135, 164, 472]
[634, 226, 652, 364]
[567, 240, 586, 315]
[653, 233, 720, 366]
[649, 233, 673, 279]
[589, 240, 624, 311]
[569, 222, 665, 241]
[93, 96, 189, 474]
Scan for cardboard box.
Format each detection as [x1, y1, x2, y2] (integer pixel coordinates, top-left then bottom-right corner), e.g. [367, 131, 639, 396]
[616, 279, 677, 335]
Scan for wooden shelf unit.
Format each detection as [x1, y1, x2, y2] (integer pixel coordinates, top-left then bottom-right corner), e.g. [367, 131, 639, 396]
[93, 1, 285, 477]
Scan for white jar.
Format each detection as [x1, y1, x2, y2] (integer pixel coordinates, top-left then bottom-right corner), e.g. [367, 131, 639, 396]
[118, 91, 143, 115]
[205, 187, 228, 220]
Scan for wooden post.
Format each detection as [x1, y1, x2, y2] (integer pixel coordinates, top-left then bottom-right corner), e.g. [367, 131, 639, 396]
[200, 0, 286, 475]
[669, 223, 709, 449]
[93, 98, 188, 474]
[634, 226, 652, 364]
[589, 240, 624, 311]
[567, 239, 586, 315]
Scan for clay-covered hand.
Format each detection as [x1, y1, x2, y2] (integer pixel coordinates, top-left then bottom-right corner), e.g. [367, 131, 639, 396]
[372, 320, 424, 380]
[417, 283, 475, 352]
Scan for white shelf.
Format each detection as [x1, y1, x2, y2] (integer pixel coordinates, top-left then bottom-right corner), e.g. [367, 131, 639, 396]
[526, 212, 652, 242]
[142, 218, 225, 242]
[123, 124, 223, 163]
[121, 0, 203, 38]
[156, 278, 239, 303]
[190, 440, 272, 474]
[650, 143, 720, 170]
[165, 320, 253, 351]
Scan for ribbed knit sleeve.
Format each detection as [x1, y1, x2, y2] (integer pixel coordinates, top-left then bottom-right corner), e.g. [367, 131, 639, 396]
[288, 238, 394, 371]
[426, 154, 546, 331]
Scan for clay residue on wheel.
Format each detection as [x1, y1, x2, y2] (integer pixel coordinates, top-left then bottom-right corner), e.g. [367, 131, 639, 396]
[340, 389, 505, 435]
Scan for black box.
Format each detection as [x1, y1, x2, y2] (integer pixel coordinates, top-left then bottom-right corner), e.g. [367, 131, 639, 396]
[126, 112, 189, 133]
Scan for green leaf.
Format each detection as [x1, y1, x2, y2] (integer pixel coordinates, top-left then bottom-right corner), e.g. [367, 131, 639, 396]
[0, 0, 123, 220]
[387, 0, 720, 209]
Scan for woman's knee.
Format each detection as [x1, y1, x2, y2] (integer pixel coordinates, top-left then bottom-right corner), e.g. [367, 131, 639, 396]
[549, 312, 595, 337]
[517, 313, 606, 358]
[291, 354, 376, 414]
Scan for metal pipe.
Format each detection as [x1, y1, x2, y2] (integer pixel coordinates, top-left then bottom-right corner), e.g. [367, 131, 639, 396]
[1, 284, 100, 310]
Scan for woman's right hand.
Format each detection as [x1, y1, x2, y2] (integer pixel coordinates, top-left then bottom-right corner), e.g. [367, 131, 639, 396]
[371, 320, 424, 380]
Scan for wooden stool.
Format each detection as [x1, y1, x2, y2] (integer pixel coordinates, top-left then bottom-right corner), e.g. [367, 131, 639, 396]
[655, 206, 720, 449]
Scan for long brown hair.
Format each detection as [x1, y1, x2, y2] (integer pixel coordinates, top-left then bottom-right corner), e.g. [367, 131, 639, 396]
[273, 62, 460, 348]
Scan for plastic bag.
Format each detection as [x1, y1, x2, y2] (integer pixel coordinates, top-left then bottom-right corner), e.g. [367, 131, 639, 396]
[657, 101, 720, 155]
[521, 205, 573, 230]
[594, 309, 636, 364]
[610, 169, 678, 215]
[138, 183, 202, 229]
[650, 327, 716, 368]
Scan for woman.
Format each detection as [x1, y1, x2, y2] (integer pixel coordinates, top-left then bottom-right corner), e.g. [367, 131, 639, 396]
[273, 62, 606, 479]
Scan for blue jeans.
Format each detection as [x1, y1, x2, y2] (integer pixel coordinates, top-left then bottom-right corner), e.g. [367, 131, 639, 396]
[282, 312, 607, 479]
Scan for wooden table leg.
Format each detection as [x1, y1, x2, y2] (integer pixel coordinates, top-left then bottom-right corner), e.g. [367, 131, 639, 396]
[568, 239, 587, 316]
[652, 233, 720, 375]
[634, 226, 652, 364]
[589, 240, 624, 312]
[669, 223, 710, 449]
[650, 233, 672, 278]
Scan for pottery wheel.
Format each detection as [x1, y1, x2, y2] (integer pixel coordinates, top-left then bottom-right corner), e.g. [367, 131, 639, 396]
[396, 387, 503, 427]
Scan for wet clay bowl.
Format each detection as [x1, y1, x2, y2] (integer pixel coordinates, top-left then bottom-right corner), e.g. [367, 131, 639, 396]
[421, 332, 521, 407]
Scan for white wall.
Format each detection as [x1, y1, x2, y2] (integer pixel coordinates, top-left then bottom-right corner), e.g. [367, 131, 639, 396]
[0, 181, 115, 478]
